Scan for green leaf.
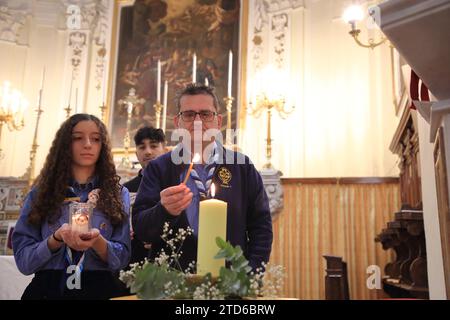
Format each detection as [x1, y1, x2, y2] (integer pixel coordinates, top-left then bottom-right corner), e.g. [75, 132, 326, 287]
[133, 263, 184, 300]
[231, 258, 249, 271]
[214, 248, 228, 259]
[215, 237, 227, 249]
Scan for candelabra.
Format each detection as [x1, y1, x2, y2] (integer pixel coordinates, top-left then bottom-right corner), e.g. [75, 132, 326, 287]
[0, 82, 27, 159]
[118, 88, 145, 169]
[248, 93, 294, 169]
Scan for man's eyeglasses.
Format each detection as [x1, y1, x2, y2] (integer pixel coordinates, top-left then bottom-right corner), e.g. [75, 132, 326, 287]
[178, 110, 218, 122]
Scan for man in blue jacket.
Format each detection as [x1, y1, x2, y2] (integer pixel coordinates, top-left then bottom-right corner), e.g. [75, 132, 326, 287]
[132, 83, 272, 272]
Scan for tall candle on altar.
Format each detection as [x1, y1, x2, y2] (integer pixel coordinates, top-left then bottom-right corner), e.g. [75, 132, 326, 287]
[67, 70, 73, 107]
[227, 50, 232, 97]
[75, 88, 78, 111]
[38, 67, 45, 107]
[192, 53, 197, 83]
[157, 60, 161, 102]
[197, 183, 227, 277]
[162, 80, 168, 132]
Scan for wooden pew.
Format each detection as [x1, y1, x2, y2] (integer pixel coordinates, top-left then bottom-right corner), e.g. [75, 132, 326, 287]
[323, 255, 350, 300]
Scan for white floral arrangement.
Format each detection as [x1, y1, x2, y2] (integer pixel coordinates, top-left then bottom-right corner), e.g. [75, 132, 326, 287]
[119, 222, 285, 300]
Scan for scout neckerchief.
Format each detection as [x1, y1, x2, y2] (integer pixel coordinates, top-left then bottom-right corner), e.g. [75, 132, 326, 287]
[188, 143, 220, 200]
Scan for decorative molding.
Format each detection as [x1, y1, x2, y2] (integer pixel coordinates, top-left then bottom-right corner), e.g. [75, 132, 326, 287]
[270, 12, 288, 69]
[33, 0, 60, 27]
[59, 1, 110, 91]
[93, 1, 109, 93]
[250, 0, 295, 76]
[263, 0, 304, 13]
[250, 0, 268, 75]
[260, 168, 284, 219]
[254, 0, 269, 33]
[68, 30, 87, 78]
[59, 0, 108, 45]
[59, 0, 103, 32]
[0, 5, 28, 44]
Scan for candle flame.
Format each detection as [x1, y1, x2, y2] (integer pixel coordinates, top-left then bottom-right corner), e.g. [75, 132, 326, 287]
[192, 153, 201, 163]
[211, 183, 215, 198]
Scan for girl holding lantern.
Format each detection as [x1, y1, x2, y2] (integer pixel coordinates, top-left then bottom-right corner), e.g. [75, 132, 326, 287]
[12, 114, 130, 299]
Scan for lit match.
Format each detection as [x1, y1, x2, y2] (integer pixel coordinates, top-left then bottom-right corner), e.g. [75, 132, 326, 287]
[183, 153, 201, 184]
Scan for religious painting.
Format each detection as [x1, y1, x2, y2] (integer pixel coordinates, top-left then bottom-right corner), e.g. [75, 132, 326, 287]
[110, 0, 242, 150]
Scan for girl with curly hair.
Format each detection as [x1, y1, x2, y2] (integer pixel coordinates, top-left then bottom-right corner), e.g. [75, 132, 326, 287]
[13, 113, 131, 299]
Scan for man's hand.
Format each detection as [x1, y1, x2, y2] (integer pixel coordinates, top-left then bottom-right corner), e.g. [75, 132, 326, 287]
[160, 183, 193, 216]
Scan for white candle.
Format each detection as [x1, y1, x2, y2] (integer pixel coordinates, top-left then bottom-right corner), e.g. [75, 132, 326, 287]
[227, 50, 233, 97]
[162, 80, 168, 132]
[75, 88, 78, 112]
[36, 67, 45, 108]
[197, 183, 227, 276]
[157, 60, 161, 102]
[205, 77, 209, 86]
[192, 53, 197, 83]
[72, 213, 89, 233]
[68, 70, 73, 107]
[40, 67, 46, 91]
[38, 67, 45, 107]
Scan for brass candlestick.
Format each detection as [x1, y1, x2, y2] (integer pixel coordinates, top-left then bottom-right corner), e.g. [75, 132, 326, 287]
[99, 102, 107, 123]
[118, 88, 145, 169]
[22, 101, 44, 187]
[122, 103, 132, 169]
[223, 96, 234, 146]
[153, 101, 163, 129]
[64, 104, 72, 119]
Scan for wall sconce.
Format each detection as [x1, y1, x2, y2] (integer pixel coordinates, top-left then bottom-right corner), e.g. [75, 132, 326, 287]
[343, 4, 387, 49]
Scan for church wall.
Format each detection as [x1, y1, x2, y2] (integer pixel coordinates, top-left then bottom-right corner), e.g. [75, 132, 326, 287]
[241, 0, 400, 177]
[0, 0, 112, 178]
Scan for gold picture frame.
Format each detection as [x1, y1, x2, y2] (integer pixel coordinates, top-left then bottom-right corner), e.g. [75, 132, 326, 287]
[108, 0, 249, 155]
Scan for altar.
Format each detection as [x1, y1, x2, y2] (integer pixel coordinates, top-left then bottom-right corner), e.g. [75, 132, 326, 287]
[0, 255, 32, 300]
